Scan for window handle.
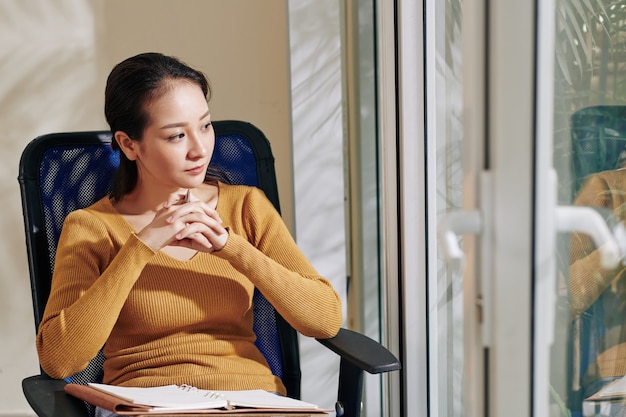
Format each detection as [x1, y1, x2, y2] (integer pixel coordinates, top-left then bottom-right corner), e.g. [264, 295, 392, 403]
[439, 203, 625, 270]
[555, 206, 625, 269]
[438, 210, 483, 264]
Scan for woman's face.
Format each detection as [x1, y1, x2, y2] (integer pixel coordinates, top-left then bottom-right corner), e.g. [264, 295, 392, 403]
[130, 80, 214, 192]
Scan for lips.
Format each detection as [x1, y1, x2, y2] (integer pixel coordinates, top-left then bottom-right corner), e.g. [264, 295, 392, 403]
[186, 164, 206, 175]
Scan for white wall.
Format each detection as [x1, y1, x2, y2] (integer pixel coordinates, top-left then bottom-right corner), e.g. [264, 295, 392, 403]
[1, 2, 103, 415]
[288, 0, 347, 409]
[0, 0, 346, 415]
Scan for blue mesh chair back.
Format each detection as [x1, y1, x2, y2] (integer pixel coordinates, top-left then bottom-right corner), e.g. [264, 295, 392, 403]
[18, 121, 300, 416]
[570, 105, 626, 194]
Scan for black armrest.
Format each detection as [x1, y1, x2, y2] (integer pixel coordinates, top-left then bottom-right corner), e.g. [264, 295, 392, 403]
[22, 375, 86, 417]
[316, 328, 401, 374]
[316, 328, 401, 417]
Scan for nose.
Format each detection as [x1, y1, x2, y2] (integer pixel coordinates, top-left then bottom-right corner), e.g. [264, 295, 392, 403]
[188, 133, 208, 159]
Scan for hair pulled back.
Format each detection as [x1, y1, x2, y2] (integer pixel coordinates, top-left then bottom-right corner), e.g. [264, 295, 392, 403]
[105, 52, 211, 200]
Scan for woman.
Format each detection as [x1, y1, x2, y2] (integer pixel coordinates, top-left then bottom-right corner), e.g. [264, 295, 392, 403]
[35, 52, 343, 409]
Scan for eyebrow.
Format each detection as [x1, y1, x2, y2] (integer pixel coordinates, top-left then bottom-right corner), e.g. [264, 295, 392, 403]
[159, 110, 211, 130]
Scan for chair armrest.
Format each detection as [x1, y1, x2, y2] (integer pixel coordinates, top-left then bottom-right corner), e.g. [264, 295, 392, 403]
[316, 328, 401, 374]
[316, 328, 400, 417]
[22, 374, 87, 417]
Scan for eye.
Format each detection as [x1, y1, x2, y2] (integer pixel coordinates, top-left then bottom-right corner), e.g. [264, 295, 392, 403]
[169, 132, 185, 140]
[201, 122, 212, 131]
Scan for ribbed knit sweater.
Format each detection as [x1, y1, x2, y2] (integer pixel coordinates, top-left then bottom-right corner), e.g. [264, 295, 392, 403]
[36, 183, 343, 395]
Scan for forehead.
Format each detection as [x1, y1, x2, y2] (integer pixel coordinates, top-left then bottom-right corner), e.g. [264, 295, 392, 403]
[144, 80, 209, 124]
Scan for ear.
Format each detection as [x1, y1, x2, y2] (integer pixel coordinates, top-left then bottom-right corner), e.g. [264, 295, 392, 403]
[114, 131, 138, 161]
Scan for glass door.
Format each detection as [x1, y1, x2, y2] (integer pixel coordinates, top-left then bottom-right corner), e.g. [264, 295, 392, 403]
[381, 0, 626, 415]
[385, 0, 626, 415]
[451, 1, 537, 416]
[433, 0, 626, 415]
[545, 0, 626, 416]
[413, 0, 538, 415]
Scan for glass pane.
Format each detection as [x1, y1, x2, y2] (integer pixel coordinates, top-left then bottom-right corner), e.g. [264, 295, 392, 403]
[551, 1, 626, 416]
[431, 0, 465, 415]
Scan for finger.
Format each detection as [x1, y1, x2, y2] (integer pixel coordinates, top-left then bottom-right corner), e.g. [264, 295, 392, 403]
[172, 228, 219, 253]
[175, 221, 226, 240]
[175, 222, 228, 251]
[170, 234, 215, 252]
[163, 190, 191, 208]
[167, 205, 222, 225]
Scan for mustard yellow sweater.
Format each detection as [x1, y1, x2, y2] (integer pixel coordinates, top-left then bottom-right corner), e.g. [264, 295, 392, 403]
[36, 183, 342, 395]
[569, 170, 626, 315]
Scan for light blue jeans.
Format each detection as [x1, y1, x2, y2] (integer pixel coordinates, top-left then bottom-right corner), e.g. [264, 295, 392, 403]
[95, 407, 121, 417]
[582, 378, 626, 417]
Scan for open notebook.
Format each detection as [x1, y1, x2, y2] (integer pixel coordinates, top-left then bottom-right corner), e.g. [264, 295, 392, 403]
[64, 383, 329, 415]
[586, 375, 626, 401]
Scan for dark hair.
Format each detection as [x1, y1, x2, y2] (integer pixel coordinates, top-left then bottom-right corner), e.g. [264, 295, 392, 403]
[105, 52, 212, 200]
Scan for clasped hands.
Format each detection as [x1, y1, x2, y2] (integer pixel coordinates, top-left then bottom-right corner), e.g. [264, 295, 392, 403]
[137, 190, 228, 253]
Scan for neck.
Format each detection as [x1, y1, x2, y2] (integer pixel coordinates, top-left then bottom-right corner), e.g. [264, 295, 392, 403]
[114, 185, 187, 214]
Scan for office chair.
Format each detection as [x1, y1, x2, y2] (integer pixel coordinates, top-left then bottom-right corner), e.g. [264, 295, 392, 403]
[18, 120, 401, 417]
[570, 105, 626, 194]
[566, 106, 626, 416]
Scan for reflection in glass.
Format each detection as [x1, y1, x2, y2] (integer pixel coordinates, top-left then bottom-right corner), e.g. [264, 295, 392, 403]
[552, 1, 626, 416]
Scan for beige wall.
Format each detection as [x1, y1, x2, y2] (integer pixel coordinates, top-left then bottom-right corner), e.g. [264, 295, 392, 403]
[1, 1, 293, 414]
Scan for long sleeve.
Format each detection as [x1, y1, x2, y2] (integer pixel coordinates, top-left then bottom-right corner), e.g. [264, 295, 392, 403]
[213, 186, 343, 339]
[36, 204, 156, 378]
